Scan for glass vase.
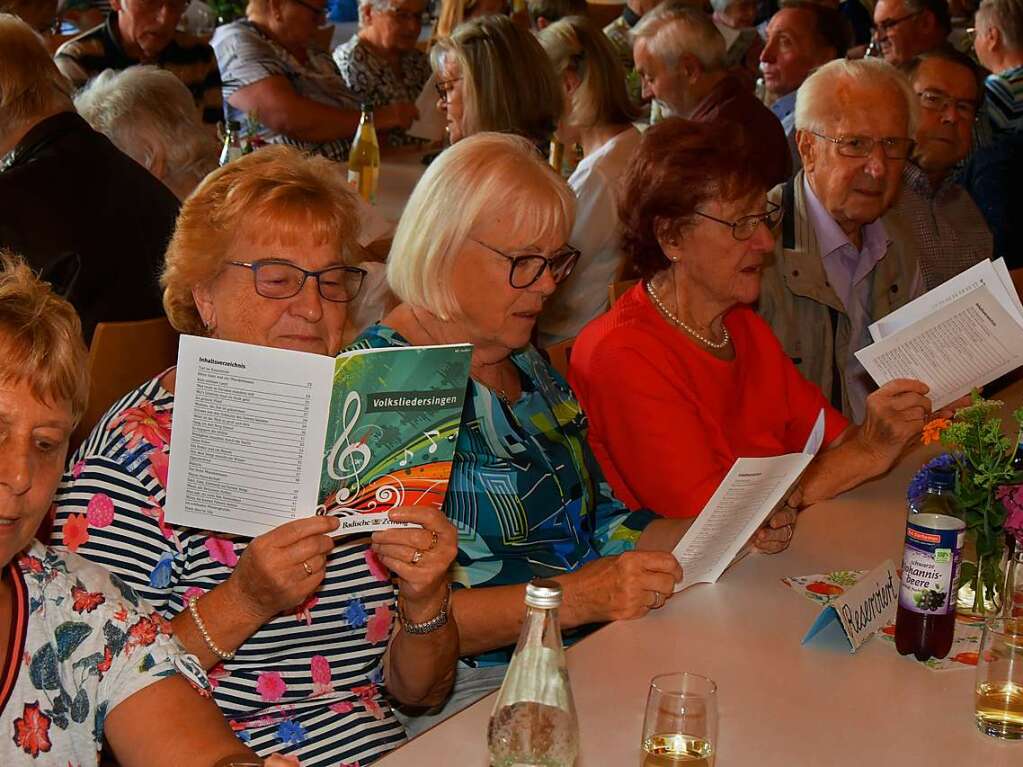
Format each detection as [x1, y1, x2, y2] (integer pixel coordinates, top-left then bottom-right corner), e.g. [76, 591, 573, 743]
[956, 534, 1006, 619]
[1004, 546, 1023, 619]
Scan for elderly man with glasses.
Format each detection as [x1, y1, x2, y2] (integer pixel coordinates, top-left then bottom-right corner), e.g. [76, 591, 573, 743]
[55, 0, 223, 126]
[872, 0, 952, 66]
[758, 58, 927, 423]
[892, 49, 992, 289]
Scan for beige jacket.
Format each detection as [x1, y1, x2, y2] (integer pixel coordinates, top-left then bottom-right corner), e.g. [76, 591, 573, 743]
[757, 172, 922, 418]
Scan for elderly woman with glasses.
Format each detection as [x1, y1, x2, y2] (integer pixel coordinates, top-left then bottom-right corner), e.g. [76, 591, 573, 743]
[333, 0, 431, 147]
[51, 148, 459, 767]
[212, 0, 418, 161]
[570, 118, 936, 526]
[346, 132, 687, 735]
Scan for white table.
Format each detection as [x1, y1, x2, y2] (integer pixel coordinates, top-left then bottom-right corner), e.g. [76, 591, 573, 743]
[376, 380, 1023, 767]
[372, 147, 432, 224]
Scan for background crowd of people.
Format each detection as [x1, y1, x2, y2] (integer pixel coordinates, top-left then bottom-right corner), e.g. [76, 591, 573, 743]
[1, 0, 1021, 764]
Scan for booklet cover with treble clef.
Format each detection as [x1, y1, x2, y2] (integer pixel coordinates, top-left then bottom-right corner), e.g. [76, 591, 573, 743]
[318, 344, 472, 535]
[164, 335, 472, 538]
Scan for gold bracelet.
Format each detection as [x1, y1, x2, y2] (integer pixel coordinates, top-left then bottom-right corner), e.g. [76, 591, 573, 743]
[188, 595, 236, 661]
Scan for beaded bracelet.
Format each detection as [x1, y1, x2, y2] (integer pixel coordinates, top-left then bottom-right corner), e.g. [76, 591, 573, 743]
[188, 595, 236, 661]
[397, 584, 452, 635]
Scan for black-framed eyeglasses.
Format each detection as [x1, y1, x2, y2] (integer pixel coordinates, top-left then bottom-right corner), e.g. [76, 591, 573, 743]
[693, 201, 783, 241]
[874, 9, 923, 35]
[916, 89, 978, 120]
[810, 131, 915, 159]
[228, 261, 366, 302]
[472, 240, 581, 289]
[290, 0, 328, 21]
[435, 78, 463, 103]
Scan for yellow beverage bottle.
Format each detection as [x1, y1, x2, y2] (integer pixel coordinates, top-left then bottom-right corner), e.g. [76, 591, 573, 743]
[348, 104, 380, 204]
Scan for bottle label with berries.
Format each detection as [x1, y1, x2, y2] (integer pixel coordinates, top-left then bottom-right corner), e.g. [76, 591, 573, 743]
[898, 514, 965, 615]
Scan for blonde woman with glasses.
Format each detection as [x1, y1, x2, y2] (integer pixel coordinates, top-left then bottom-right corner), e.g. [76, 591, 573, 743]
[431, 13, 563, 146]
[536, 15, 641, 346]
[347, 131, 689, 736]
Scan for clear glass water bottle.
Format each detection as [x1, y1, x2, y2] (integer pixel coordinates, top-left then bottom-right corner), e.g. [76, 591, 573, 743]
[219, 120, 243, 166]
[487, 579, 579, 767]
[908, 467, 958, 517]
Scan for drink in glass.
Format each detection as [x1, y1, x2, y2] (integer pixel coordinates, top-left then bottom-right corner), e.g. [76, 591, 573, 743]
[975, 617, 1023, 740]
[640, 672, 717, 767]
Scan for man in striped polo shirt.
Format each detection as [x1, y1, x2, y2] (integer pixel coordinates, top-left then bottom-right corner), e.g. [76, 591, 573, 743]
[974, 0, 1023, 139]
[54, 0, 223, 126]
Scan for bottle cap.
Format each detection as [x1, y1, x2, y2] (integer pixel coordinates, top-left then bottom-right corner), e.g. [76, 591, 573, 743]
[525, 578, 562, 609]
[361, 103, 373, 113]
[227, 120, 241, 131]
[927, 466, 955, 491]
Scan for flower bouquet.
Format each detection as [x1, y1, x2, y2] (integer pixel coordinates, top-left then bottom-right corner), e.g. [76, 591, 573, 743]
[920, 394, 1023, 617]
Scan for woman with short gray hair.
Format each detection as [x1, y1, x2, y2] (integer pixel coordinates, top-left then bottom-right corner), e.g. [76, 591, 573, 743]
[333, 0, 432, 146]
[74, 66, 219, 200]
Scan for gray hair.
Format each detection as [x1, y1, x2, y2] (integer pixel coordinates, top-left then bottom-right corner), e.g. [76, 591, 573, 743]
[631, 4, 726, 71]
[794, 57, 918, 137]
[358, 0, 393, 26]
[978, 0, 1023, 50]
[74, 66, 218, 199]
[0, 13, 72, 136]
[387, 132, 575, 320]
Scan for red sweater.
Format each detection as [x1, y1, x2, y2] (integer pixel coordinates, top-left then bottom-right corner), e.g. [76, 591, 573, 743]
[568, 283, 848, 518]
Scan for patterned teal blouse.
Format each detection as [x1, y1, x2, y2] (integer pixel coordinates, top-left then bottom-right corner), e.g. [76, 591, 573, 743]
[347, 325, 656, 665]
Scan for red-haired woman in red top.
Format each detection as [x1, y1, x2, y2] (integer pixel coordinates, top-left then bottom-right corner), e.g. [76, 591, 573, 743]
[569, 118, 947, 538]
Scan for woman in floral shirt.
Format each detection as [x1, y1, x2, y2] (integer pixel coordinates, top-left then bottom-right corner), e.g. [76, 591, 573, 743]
[52, 148, 459, 767]
[0, 253, 264, 766]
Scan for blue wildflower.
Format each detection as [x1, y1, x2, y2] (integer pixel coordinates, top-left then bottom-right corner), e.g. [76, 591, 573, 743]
[907, 452, 958, 502]
[345, 599, 368, 628]
[149, 552, 175, 588]
[276, 719, 308, 746]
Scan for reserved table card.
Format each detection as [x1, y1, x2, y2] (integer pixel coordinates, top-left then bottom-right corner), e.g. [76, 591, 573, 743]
[801, 560, 899, 652]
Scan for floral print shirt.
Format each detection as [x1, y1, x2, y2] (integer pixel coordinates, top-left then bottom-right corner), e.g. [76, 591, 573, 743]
[51, 376, 406, 767]
[0, 541, 208, 764]
[332, 35, 430, 148]
[347, 325, 656, 666]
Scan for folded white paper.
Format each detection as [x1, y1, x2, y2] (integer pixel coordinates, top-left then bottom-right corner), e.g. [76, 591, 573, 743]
[407, 72, 446, 142]
[671, 410, 824, 591]
[856, 284, 1023, 409]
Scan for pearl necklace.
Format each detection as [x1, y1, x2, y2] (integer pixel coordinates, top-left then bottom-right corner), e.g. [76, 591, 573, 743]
[645, 281, 730, 350]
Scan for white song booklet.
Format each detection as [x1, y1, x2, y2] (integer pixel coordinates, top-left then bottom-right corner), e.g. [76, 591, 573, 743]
[855, 258, 1023, 409]
[671, 410, 825, 592]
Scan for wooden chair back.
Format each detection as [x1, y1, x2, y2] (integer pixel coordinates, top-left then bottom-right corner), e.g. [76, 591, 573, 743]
[546, 337, 576, 379]
[608, 278, 638, 307]
[72, 318, 179, 448]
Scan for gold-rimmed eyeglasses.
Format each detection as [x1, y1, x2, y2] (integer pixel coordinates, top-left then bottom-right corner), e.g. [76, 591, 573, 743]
[693, 201, 783, 241]
[810, 131, 915, 159]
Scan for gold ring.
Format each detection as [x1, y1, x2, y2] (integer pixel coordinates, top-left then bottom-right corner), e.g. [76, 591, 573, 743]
[302, 560, 313, 576]
[411, 550, 423, 566]
[427, 530, 439, 551]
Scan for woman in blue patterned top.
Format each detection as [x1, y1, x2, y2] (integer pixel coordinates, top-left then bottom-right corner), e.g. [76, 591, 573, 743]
[51, 148, 460, 766]
[346, 132, 687, 734]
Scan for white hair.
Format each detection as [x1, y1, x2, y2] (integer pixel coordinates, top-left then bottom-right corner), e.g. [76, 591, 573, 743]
[387, 132, 575, 320]
[74, 66, 219, 199]
[631, 5, 726, 71]
[359, 0, 393, 26]
[794, 57, 919, 137]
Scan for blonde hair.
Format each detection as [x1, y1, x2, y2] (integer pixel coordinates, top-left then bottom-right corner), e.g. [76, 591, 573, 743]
[74, 66, 219, 199]
[387, 132, 575, 319]
[430, 14, 563, 144]
[0, 13, 72, 136]
[795, 57, 918, 137]
[434, 0, 482, 40]
[161, 146, 363, 336]
[0, 251, 89, 424]
[539, 15, 639, 127]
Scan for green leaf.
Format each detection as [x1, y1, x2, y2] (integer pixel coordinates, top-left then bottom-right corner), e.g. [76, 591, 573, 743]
[55, 621, 93, 661]
[29, 643, 60, 690]
[958, 560, 978, 589]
